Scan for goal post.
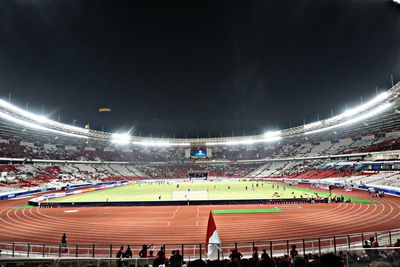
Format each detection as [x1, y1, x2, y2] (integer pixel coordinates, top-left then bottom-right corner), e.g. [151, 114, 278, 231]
[172, 190, 209, 200]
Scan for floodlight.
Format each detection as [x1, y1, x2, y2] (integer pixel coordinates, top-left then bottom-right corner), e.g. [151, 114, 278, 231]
[0, 99, 89, 134]
[304, 121, 322, 129]
[111, 133, 131, 145]
[304, 102, 392, 135]
[341, 102, 392, 126]
[263, 130, 281, 137]
[341, 92, 388, 118]
[206, 135, 281, 146]
[0, 111, 88, 138]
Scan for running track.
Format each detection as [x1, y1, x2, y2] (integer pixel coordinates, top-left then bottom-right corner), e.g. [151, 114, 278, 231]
[0, 187, 399, 246]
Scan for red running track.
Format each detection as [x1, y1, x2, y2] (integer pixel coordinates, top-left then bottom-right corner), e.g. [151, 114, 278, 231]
[0, 187, 399, 245]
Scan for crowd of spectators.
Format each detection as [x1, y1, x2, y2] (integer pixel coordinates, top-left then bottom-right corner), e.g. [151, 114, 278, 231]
[0, 163, 140, 189]
[135, 164, 262, 179]
[112, 241, 400, 267]
[1, 131, 400, 164]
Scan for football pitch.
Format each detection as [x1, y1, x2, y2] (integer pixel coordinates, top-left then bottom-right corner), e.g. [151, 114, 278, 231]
[50, 181, 372, 203]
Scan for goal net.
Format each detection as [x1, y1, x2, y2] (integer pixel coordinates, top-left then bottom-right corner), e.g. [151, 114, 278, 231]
[172, 190, 209, 200]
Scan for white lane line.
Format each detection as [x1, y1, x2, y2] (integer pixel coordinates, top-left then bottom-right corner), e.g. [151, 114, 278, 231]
[167, 207, 180, 227]
[64, 210, 79, 213]
[172, 207, 180, 218]
[196, 206, 200, 227]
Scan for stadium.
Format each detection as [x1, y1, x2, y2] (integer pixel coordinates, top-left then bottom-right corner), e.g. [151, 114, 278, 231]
[1, 1, 400, 267]
[1, 81, 400, 264]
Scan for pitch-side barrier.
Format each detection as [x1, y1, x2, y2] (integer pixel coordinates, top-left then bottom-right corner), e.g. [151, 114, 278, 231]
[0, 229, 399, 261]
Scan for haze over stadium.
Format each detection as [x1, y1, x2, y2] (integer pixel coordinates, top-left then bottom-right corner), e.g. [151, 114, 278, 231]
[0, 1, 400, 267]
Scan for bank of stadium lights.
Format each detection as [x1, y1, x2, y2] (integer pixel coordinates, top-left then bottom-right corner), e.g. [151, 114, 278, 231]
[111, 133, 131, 145]
[206, 132, 282, 146]
[304, 102, 393, 135]
[0, 99, 89, 134]
[261, 130, 282, 142]
[302, 91, 390, 132]
[263, 130, 282, 138]
[111, 135, 190, 147]
[324, 92, 389, 125]
[131, 141, 190, 147]
[340, 92, 388, 119]
[303, 121, 322, 129]
[0, 110, 88, 139]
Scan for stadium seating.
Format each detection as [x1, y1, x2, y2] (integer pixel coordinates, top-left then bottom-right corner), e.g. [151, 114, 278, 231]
[1, 130, 400, 163]
[2, 129, 400, 190]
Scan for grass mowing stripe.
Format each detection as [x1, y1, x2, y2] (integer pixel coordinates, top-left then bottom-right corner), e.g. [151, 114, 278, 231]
[213, 208, 282, 214]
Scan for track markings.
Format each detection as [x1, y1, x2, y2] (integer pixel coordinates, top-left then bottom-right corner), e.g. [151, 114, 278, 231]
[171, 207, 180, 218]
[1, 192, 400, 244]
[166, 207, 180, 227]
[64, 210, 79, 213]
[196, 206, 200, 226]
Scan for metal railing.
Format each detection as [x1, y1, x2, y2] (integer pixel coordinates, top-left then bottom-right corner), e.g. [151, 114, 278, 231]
[0, 229, 399, 261]
[1, 248, 399, 267]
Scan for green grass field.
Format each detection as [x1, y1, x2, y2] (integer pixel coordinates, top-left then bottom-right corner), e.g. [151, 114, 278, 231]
[213, 208, 283, 214]
[50, 181, 373, 204]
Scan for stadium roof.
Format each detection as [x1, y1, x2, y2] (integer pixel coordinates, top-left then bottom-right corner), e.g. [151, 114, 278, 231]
[0, 82, 399, 147]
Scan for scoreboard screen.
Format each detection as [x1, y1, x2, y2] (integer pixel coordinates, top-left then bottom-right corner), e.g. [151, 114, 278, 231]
[191, 147, 207, 157]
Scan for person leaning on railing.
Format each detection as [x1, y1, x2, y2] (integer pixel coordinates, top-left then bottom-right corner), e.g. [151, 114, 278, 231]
[116, 246, 124, 267]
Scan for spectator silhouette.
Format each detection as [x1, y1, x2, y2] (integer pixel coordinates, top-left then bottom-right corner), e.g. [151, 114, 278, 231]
[172, 250, 183, 267]
[61, 233, 68, 252]
[290, 245, 298, 258]
[123, 245, 133, 258]
[154, 247, 166, 267]
[139, 244, 152, 258]
[252, 247, 260, 267]
[229, 249, 243, 262]
[260, 252, 274, 267]
[116, 246, 124, 267]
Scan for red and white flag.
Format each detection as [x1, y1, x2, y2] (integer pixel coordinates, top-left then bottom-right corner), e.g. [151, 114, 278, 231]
[206, 211, 221, 259]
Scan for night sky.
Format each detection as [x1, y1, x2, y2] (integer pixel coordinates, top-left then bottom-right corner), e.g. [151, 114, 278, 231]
[0, 0, 399, 138]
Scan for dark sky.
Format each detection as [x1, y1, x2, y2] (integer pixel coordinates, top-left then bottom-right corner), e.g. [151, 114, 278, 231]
[0, 0, 399, 138]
